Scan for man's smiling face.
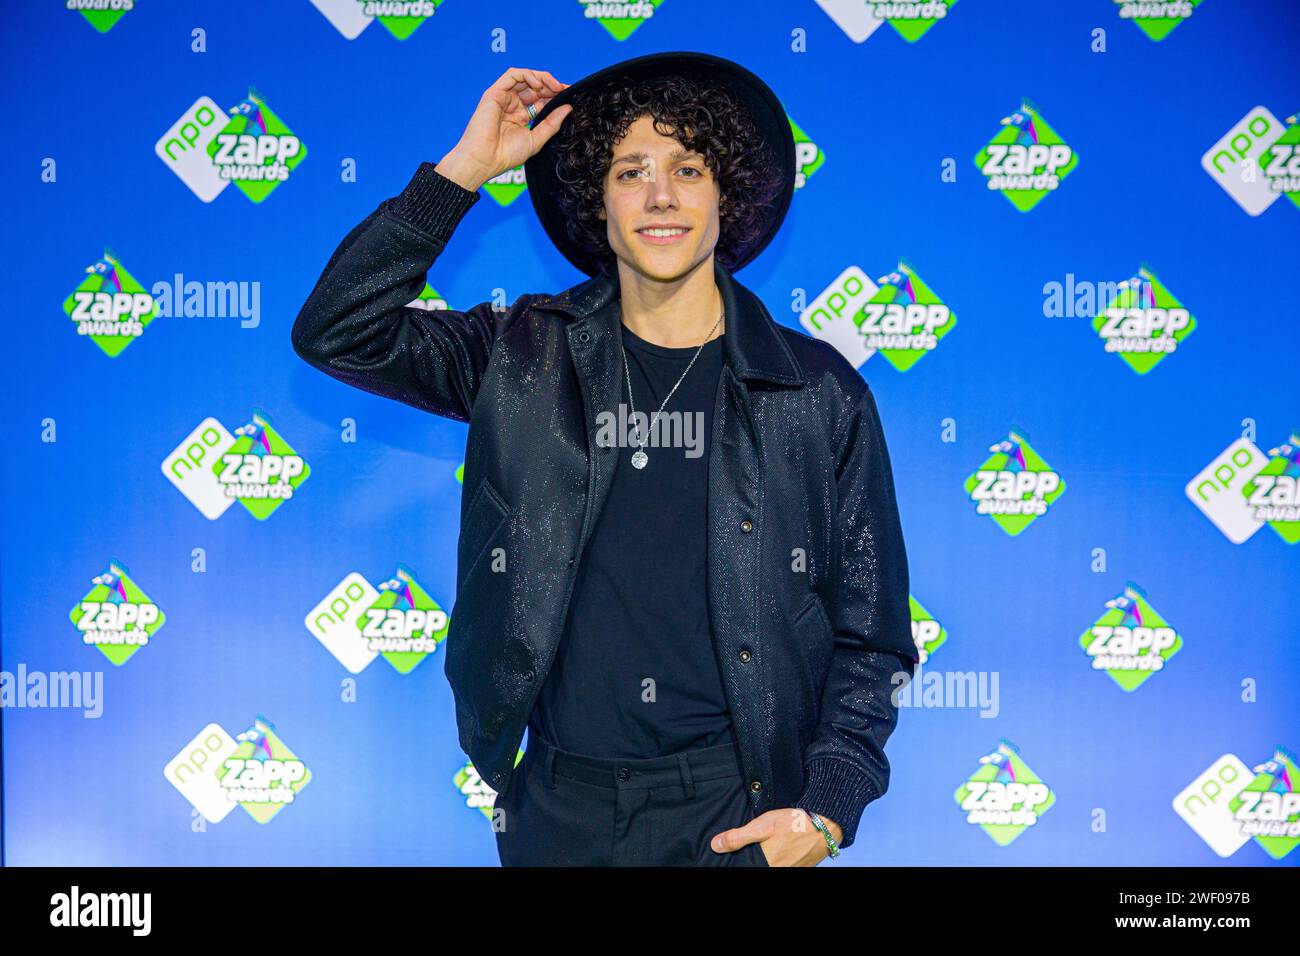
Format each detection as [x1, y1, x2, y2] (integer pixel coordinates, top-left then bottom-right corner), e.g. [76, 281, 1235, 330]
[599, 113, 721, 282]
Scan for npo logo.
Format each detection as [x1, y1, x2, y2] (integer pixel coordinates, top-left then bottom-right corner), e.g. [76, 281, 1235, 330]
[155, 89, 306, 204]
[1201, 106, 1289, 217]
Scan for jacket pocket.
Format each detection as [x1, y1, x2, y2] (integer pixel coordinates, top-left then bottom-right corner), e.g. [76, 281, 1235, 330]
[791, 592, 835, 748]
[790, 590, 832, 642]
[459, 476, 510, 585]
[793, 591, 833, 641]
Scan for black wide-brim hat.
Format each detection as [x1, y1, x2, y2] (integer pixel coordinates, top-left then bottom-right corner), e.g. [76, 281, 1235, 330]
[523, 50, 796, 277]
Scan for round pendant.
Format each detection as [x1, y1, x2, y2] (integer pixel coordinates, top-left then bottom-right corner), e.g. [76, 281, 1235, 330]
[631, 449, 648, 469]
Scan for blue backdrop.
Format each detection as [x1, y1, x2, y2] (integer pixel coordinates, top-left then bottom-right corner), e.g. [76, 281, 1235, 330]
[2, 0, 1297, 866]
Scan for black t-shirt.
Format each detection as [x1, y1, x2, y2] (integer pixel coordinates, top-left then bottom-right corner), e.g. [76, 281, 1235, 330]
[526, 320, 735, 759]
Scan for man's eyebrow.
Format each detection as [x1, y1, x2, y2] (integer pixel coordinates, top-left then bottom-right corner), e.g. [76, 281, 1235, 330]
[610, 147, 702, 166]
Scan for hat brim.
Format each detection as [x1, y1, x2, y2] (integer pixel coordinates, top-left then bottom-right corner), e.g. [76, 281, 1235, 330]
[523, 50, 795, 278]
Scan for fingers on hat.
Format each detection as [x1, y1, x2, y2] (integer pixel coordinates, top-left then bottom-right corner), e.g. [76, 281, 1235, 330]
[516, 85, 550, 107]
[530, 69, 566, 91]
[497, 68, 564, 95]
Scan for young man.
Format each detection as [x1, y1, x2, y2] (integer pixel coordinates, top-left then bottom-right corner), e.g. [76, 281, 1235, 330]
[291, 52, 918, 867]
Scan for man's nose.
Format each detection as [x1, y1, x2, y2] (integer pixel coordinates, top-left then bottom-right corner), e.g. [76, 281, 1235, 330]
[644, 173, 679, 209]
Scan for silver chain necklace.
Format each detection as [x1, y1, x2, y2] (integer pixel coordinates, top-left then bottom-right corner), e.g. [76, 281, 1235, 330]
[620, 305, 724, 470]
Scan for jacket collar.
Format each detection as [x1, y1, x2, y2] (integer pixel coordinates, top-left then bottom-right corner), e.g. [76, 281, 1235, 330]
[532, 258, 805, 387]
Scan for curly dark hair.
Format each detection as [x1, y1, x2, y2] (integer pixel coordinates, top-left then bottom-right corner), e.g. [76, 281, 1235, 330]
[549, 72, 786, 276]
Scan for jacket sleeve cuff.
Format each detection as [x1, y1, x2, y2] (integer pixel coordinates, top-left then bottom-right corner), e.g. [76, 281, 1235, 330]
[384, 161, 481, 243]
[794, 757, 880, 851]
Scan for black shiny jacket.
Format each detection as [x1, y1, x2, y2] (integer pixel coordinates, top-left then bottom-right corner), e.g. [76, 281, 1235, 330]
[291, 161, 919, 850]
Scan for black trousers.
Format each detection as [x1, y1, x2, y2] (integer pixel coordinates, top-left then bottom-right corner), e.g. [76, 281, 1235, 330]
[493, 735, 770, 867]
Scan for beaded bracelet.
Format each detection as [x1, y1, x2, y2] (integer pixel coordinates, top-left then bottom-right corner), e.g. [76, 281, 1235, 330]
[807, 811, 840, 858]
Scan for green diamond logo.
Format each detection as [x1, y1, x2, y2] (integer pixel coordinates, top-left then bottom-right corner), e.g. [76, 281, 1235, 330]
[482, 165, 528, 207]
[410, 282, 449, 310]
[955, 739, 1055, 846]
[965, 428, 1066, 536]
[69, 559, 165, 667]
[1228, 746, 1299, 860]
[1094, 265, 1196, 374]
[455, 749, 525, 820]
[1258, 113, 1300, 211]
[1242, 432, 1300, 544]
[1115, 0, 1204, 41]
[375, 0, 446, 39]
[75, 6, 131, 32]
[790, 116, 824, 189]
[1079, 582, 1182, 691]
[218, 716, 311, 824]
[975, 99, 1078, 212]
[858, 260, 956, 372]
[359, 565, 450, 674]
[886, 0, 958, 42]
[211, 409, 310, 520]
[206, 89, 307, 204]
[909, 594, 946, 663]
[583, 0, 666, 41]
[63, 250, 158, 357]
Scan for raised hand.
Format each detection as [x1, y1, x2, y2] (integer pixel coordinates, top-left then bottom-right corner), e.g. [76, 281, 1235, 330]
[437, 67, 572, 192]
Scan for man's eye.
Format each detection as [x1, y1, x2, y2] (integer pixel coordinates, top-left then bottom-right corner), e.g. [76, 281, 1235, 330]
[617, 166, 703, 181]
